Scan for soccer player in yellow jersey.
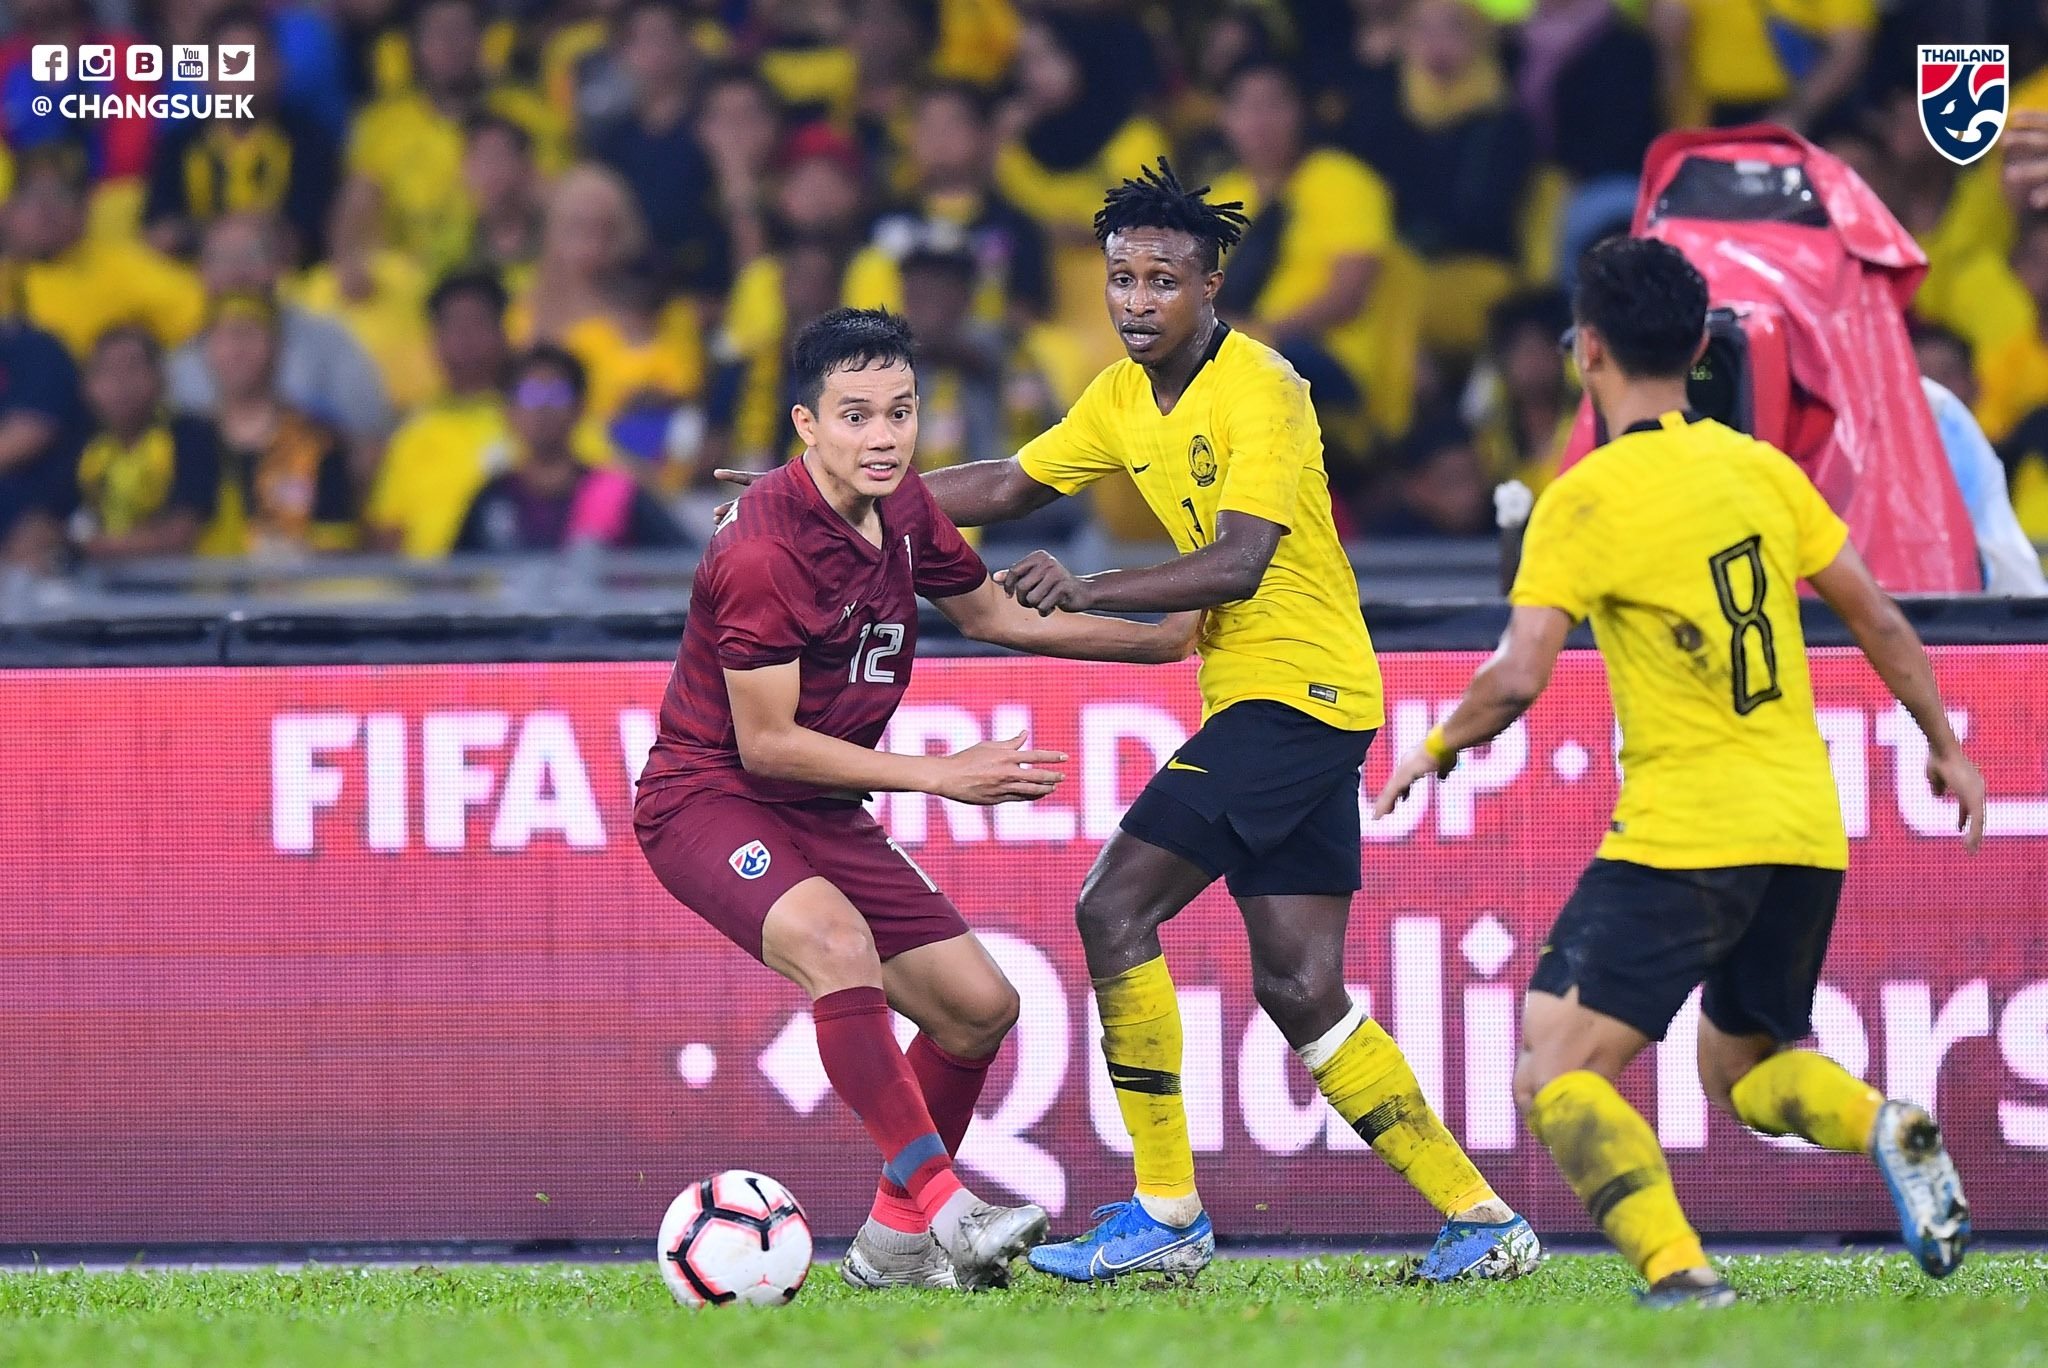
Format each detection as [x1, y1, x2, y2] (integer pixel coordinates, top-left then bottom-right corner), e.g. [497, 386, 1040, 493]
[718, 162, 1536, 1284]
[1377, 238, 1990, 1307]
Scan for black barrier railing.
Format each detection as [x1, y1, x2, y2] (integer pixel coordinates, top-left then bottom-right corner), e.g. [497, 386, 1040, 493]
[3, 594, 2047, 667]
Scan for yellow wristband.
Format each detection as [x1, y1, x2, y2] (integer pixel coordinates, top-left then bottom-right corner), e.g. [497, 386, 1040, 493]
[1423, 725, 1454, 765]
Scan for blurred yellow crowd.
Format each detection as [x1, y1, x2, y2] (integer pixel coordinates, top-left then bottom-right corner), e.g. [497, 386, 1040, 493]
[1, 0, 2046, 568]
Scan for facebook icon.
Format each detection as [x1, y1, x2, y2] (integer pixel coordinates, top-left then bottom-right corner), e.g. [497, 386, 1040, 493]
[31, 45, 68, 82]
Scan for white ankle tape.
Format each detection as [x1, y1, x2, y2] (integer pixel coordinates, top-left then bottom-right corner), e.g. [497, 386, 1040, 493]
[1295, 1001, 1366, 1072]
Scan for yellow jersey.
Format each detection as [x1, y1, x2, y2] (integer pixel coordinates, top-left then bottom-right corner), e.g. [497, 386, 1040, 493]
[1017, 325, 1383, 732]
[1511, 412, 1850, 871]
[365, 395, 513, 559]
[1678, 0, 1874, 113]
[23, 235, 205, 359]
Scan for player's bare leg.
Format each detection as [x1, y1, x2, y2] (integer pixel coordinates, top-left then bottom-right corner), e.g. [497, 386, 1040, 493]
[1240, 892, 1538, 1281]
[1516, 989, 1732, 1306]
[835, 934, 1026, 1291]
[1698, 1017, 1970, 1277]
[1029, 833, 1219, 1281]
[761, 880, 1045, 1287]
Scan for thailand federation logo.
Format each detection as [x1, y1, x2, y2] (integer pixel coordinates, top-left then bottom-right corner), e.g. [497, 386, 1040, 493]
[728, 840, 772, 880]
[1918, 45, 2008, 166]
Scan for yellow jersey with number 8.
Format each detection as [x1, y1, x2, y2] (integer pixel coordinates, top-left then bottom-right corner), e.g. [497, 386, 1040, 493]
[1017, 325, 1382, 731]
[1510, 411, 1850, 870]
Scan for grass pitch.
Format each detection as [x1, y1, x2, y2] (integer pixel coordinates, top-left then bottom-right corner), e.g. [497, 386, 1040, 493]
[3, 1252, 2044, 1368]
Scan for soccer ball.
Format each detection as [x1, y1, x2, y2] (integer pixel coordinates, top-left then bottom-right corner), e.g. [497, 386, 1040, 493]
[658, 1170, 813, 1308]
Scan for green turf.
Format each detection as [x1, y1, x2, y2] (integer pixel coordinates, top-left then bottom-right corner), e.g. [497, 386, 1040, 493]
[2, 1253, 2044, 1368]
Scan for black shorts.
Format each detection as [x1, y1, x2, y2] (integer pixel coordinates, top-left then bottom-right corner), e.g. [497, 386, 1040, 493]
[1529, 859, 1845, 1043]
[1119, 700, 1375, 898]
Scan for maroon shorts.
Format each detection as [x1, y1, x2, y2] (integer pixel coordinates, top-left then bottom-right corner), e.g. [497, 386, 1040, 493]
[635, 783, 970, 962]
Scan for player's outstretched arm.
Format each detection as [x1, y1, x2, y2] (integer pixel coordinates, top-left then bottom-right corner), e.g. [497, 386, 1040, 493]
[711, 459, 1063, 529]
[724, 660, 1069, 806]
[916, 458, 1064, 528]
[931, 577, 1200, 663]
[1808, 543, 1987, 848]
[1000, 512, 1283, 616]
[1372, 606, 1573, 818]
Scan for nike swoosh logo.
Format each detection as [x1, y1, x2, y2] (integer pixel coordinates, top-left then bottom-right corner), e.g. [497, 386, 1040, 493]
[1131, 463, 1151, 473]
[1090, 1228, 1207, 1276]
[1165, 759, 1207, 773]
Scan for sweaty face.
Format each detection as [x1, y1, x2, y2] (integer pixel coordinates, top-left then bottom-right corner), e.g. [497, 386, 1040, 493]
[798, 360, 917, 501]
[1103, 228, 1215, 363]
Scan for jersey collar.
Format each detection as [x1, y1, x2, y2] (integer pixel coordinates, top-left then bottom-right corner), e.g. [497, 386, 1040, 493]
[1619, 408, 1704, 437]
[1199, 319, 1231, 372]
[793, 452, 887, 560]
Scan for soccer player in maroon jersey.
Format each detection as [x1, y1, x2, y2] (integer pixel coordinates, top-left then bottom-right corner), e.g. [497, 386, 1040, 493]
[636, 308, 1198, 1291]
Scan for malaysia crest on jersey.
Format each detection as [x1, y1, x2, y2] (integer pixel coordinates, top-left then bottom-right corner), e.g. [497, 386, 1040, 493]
[1918, 45, 2008, 167]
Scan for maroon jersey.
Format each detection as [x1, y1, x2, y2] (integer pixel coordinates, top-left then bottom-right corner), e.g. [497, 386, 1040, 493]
[639, 459, 988, 803]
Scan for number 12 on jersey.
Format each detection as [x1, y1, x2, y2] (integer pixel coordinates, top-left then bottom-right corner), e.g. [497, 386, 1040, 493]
[849, 622, 904, 684]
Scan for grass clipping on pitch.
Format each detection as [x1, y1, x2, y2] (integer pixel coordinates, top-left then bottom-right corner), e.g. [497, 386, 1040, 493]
[1, 1252, 2044, 1367]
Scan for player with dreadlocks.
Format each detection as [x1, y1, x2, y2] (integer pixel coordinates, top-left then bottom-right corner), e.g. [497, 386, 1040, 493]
[721, 160, 1538, 1283]
[717, 161, 1535, 1283]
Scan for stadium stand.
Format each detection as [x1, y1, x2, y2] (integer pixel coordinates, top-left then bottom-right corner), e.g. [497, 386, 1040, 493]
[0, 0, 2044, 604]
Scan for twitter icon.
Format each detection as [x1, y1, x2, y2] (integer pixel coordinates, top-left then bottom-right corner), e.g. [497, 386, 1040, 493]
[216, 43, 255, 80]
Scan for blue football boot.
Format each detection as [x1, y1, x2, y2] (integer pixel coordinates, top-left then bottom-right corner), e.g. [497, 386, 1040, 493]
[1026, 1199, 1215, 1283]
[1412, 1213, 1543, 1282]
[1871, 1100, 1970, 1278]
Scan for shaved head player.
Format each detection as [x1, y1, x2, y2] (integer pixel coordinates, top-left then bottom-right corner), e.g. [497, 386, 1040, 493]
[723, 162, 1539, 1284]
[639, 308, 1198, 1293]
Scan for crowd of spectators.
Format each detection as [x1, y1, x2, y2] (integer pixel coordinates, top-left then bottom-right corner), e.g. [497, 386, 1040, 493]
[0, 0, 2046, 575]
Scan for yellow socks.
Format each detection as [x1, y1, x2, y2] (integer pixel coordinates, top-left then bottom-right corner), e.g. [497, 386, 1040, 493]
[1096, 956, 1199, 1221]
[1730, 1049, 1884, 1153]
[1529, 1071, 1707, 1285]
[1301, 1006, 1496, 1217]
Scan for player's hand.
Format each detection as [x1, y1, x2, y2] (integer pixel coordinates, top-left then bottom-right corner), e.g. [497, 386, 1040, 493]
[935, 732, 1068, 805]
[2005, 110, 2048, 212]
[1926, 745, 1988, 851]
[1372, 743, 1455, 819]
[997, 550, 1094, 616]
[708, 469, 760, 526]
